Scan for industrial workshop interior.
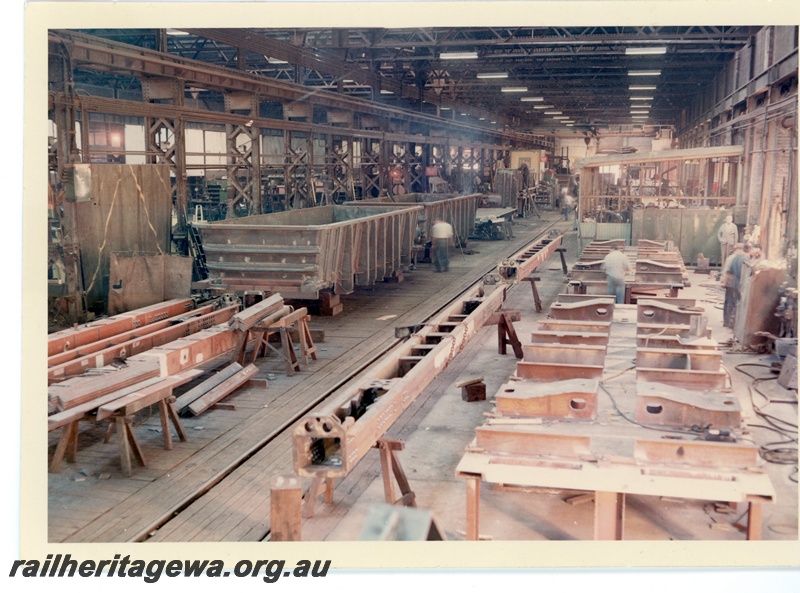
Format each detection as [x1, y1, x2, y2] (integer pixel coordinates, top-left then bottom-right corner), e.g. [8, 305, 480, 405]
[44, 24, 798, 548]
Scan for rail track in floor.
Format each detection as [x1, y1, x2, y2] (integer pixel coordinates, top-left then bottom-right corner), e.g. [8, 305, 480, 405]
[56, 214, 574, 543]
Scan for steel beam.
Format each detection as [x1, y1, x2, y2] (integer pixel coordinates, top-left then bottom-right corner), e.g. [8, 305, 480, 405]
[292, 281, 507, 479]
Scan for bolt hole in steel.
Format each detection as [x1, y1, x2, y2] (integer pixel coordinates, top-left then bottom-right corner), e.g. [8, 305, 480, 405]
[322, 422, 332, 433]
[305, 421, 314, 432]
[646, 404, 663, 414]
[596, 308, 608, 316]
[643, 309, 655, 317]
[504, 389, 515, 393]
[723, 400, 735, 405]
[569, 398, 587, 410]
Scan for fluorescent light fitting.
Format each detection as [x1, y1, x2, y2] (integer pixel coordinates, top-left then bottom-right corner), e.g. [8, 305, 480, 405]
[553, 116, 569, 120]
[630, 85, 657, 91]
[267, 57, 289, 64]
[460, 112, 468, 116]
[544, 111, 562, 115]
[565, 124, 574, 127]
[380, 89, 394, 94]
[631, 96, 654, 101]
[630, 104, 652, 108]
[520, 97, 545, 102]
[440, 107, 451, 111]
[628, 70, 662, 76]
[490, 121, 497, 124]
[166, 29, 190, 36]
[501, 86, 528, 93]
[625, 47, 667, 55]
[476, 72, 508, 79]
[632, 116, 649, 119]
[630, 110, 650, 114]
[533, 105, 554, 110]
[479, 117, 486, 120]
[440, 51, 478, 60]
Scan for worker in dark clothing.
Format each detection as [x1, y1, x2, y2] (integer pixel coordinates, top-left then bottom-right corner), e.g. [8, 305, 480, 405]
[722, 243, 750, 328]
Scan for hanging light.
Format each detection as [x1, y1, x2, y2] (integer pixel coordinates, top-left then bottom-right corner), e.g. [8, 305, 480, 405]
[625, 47, 667, 55]
[440, 51, 478, 60]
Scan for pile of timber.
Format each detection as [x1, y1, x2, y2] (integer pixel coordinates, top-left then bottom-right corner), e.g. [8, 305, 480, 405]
[47, 292, 320, 474]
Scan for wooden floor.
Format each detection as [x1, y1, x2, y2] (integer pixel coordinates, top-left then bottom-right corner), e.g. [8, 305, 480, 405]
[48, 211, 574, 543]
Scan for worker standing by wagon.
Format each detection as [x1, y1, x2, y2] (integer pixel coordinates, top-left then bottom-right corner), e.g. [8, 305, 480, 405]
[431, 219, 454, 273]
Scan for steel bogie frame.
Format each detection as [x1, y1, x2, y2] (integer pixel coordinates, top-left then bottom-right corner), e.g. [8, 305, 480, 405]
[292, 281, 507, 479]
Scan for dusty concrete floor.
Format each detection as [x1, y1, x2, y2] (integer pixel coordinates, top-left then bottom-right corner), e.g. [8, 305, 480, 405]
[308, 228, 798, 544]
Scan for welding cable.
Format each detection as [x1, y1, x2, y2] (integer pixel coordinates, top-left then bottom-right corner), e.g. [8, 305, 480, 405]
[598, 383, 703, 437]
[600, 365, 635, 383]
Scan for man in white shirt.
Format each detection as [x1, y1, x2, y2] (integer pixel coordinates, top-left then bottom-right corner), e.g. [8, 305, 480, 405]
[717, 214, 738, 264]
[601, 244, 632, 304]
[430, 219, 454, 272]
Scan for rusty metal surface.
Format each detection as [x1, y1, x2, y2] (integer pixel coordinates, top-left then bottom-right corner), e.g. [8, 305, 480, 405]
[634, 381, 742, 429]
[531, 330, 610, 346]
[637, 299, 703, 325]
[473, 426, 592, 458]
[495, 379, 599, 420]
[549, 299, 615, 321]
[634, 439, 758, 470]
[197, 204, 422, 299]
[734, 264, 786, 348]
[292, 281, 507, 479]
[516, 361, 605, 382]
[635, 347, 722, 372]
[635, 368, 728, 391]
[523, 343, 606, 366]
[497, 233, 564, 282]
[48, 298, 195, 357]
[108, 254, 193, 315]
[48, 305, 239, 383]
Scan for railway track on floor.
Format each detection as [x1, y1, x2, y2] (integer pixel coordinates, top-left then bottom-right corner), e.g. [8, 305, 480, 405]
[67, 215, 573, 543]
